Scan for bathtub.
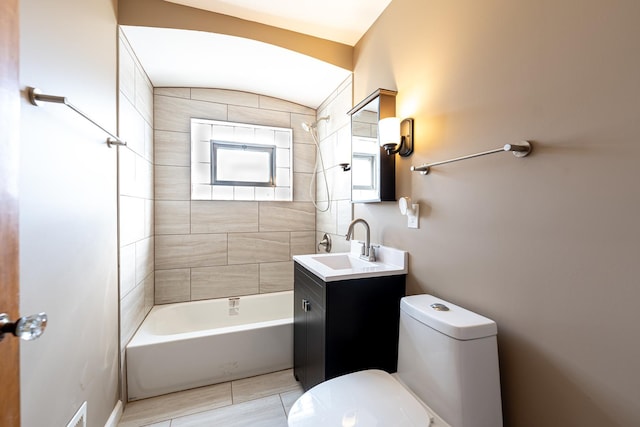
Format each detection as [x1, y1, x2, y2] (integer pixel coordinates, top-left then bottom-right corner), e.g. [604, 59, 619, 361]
[126, 291, 293, 401]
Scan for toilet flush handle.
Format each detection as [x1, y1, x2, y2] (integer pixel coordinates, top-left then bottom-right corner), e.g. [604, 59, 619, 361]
[430, 303, 450, 312]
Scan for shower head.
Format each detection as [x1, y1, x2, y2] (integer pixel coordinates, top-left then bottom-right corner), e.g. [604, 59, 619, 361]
[301, 115, 330, 132]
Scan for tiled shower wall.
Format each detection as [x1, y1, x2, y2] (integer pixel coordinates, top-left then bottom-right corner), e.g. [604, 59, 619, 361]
[315, 78, 354, 253]
[118, 30, 155, 399]
[153, 88, 319, 303]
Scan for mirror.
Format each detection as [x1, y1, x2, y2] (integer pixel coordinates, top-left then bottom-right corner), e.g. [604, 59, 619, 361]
[348, 89, 397, 203]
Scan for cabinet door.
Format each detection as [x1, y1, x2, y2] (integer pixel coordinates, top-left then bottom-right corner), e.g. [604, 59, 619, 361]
[304, 296, 325, 390]
[293, 284, 307, 385]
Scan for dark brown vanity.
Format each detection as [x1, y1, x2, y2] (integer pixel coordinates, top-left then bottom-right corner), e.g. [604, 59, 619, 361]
[293, 261, 406, 391]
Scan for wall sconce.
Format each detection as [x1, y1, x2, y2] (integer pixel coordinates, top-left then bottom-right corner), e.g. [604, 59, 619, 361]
[379, 117, 414, 157]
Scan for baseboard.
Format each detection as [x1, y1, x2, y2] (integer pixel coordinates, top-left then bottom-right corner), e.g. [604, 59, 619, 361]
[104, 400, 123, 427]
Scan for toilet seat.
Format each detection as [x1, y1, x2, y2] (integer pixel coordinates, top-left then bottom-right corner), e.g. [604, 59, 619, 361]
[287, 369, 436, 427]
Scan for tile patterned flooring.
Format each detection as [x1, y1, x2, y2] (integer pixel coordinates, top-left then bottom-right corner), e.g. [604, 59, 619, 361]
[118, 369, 303, 427]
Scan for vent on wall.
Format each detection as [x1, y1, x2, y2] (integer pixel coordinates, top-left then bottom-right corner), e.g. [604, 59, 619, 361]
[66, 401, 87, 427]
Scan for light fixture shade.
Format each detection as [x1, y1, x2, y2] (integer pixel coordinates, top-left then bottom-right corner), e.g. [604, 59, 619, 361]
[378, 117, 401, 147]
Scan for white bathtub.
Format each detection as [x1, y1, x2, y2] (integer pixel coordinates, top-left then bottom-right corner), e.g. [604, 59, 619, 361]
[126, 291, 293, 401]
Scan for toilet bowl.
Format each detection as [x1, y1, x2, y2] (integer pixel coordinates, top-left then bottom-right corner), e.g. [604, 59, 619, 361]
[288, 368, 449, 426]
[288, 294, 502, 427]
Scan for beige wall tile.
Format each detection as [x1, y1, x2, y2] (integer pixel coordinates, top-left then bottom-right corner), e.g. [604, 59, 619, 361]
[155, 130, 190, 166]
[293, 173, 313, 202]
[119, 146, 136, 197]
[121, 282, 145, 348]
[228, 232, 290, 264]
[320, 231, 350, 254]
[119, 96, 146, 156]
[155, 269, 190, 304]
[135, 236, 154, 285]
[228, 105, 291, 128]
[332, 166, 352, 201]
[259, 95, 315, 115]
[191, 201, 259, 233]
[120, 196, 145, 246]
[191, 264, 259, 300]
[135, 66, 153, 125]
[336, 200, 353, 235]
[120, 243, 136, 298]
[259, 202, 315, 232]
[155, 87, 190, 99]
[191, 88, 259, 107]
[136, 155, 154, 199]
[144, 198, 154, 239]
[150, 86, 363, 305]
[290, 231, 316, 256]
[316, 196, 338, 235]
[144, 121, 154, 163]
[293, 143, 316, 173]
[156, 234, 227, 269]
[324, 86, 352, 136]
[119, 39, 135, 105]
[144, 271, 154, 313]
[315, 168, 331, 203]
[259, 261, 294, 293]
[155, 165, 190, 201]
[155, 201, 190, 235]
[155, 95, 227, 132]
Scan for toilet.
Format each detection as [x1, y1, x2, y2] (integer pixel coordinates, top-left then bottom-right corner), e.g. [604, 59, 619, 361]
[287, 294, 503, 427]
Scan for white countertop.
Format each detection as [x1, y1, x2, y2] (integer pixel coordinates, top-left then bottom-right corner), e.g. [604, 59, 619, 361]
[293, 242, 408, 282]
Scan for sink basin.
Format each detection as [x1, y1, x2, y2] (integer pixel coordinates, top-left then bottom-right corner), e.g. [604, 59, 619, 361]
[310, 254, 373, 270]
[293, 242, 407, 282]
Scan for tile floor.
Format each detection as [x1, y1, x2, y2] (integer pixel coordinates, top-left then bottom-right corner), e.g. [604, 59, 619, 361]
[118, 369, 303, 427]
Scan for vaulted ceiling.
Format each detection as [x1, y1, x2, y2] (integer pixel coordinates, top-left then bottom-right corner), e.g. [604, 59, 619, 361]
[121, 0, 392, 107]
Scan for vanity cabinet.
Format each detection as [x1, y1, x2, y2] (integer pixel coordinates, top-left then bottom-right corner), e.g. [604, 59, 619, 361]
[293, 262, 406, 391]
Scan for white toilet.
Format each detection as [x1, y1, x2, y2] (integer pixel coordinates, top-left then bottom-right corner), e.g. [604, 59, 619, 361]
[287, 294, 503, 427]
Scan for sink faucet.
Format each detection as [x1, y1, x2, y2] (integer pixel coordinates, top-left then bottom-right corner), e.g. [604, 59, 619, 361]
[345, 218, 376, 262]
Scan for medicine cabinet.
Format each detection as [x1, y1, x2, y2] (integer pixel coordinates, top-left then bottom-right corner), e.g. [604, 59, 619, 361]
[347, 89, 397, 203]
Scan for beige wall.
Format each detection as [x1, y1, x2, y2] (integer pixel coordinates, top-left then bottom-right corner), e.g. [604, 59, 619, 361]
[118, 30, 155, 402]
[353, 0, 640, 425]
[314, 77, 354, 252]
[19, 0, 120, 425]
[118, 0, 353, 71]
[153, 88, 317, 303]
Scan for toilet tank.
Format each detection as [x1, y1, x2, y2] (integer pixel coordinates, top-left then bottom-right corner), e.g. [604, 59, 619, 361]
[397, 295, 502, 427]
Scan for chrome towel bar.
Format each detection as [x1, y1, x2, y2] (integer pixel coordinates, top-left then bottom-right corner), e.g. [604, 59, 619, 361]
[27, 87, 127, 148]
[410, 141, 532, 175]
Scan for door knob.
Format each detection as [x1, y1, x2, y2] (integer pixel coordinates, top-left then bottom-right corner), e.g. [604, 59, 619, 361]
[0, 312, 48, 342]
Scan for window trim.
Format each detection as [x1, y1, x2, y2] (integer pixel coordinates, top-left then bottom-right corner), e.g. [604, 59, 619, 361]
[211, 140, 276, 187]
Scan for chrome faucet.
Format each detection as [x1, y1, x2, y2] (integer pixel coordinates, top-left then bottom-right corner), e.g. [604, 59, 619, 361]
[345, 218, 376, 262]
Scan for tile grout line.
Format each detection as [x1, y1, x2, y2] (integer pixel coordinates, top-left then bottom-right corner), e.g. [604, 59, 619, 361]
[278, 392, 288, 420]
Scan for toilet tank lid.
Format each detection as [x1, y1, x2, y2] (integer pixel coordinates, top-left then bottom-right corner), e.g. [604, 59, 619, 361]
[401, 295, 497, 340]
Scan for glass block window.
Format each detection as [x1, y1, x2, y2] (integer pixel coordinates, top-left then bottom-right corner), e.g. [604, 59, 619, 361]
[191, 119, 293, 201]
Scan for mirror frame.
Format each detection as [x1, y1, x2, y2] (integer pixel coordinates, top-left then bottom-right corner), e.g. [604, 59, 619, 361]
[347, 88, 397, 203]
